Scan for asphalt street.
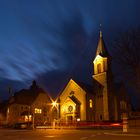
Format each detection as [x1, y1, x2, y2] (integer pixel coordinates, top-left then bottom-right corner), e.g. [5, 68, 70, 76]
[0, 128, 140, 140]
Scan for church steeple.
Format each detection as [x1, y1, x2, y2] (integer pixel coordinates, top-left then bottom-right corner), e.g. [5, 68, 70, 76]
[93, 29, 109, 75]
[92, 29, 111, 121]
[95, 29, 108, 57]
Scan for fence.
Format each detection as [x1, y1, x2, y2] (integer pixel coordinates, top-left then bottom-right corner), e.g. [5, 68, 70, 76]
[128, 117, 140, 133]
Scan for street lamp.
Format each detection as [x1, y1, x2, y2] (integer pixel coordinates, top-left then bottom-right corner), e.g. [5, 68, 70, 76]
[52, 100, 60, 128]
[52, 101, 59, 119]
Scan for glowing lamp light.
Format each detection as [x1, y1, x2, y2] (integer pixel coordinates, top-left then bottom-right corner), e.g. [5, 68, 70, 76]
[52, 101, 57, 107]
[77, 118, 80, 122]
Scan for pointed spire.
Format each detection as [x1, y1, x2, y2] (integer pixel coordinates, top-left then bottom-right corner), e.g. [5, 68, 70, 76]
[95, 25, 108, 57]
[99, 24, 102, 38]
[100, 30, 102, 38]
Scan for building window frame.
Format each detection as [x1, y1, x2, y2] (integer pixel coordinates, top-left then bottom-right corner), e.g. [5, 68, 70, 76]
[97, 63, 101, 73]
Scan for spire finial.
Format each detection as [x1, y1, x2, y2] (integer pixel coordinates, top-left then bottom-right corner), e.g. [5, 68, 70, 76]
[99, 24, 102, 38]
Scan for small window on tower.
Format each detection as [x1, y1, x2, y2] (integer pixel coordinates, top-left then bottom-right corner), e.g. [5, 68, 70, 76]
[97, 63, 101, 73]
[89, 99, 93, 108]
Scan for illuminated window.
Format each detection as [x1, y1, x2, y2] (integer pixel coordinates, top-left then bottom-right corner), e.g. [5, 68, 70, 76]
[97, 63, 101, 73]
[89, 99, 93, 108]
[25, 115, 32, 122]
[35, 108, 42, 114]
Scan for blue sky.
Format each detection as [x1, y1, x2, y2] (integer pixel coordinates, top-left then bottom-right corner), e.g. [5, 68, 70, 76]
[0, 0, 140, 101]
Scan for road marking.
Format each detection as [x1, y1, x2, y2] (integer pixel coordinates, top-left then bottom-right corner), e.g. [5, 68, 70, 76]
[104, 132, 140, 137]
[80, 137, 88, 139]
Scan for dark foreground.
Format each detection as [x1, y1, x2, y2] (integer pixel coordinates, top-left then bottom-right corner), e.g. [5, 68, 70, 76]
[0, 128, 140, 140]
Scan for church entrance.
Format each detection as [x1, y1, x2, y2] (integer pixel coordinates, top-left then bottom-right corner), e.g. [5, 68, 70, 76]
[67, 115, 73, 121]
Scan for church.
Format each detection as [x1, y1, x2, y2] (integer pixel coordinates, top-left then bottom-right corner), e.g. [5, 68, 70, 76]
[59, 30, 130, 123]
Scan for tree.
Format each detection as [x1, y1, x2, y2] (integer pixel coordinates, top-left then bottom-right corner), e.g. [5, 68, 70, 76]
[112, 27, 140, 108]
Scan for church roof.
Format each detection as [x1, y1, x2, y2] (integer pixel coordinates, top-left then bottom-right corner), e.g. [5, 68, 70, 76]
[95, 31, 108, 57]
[60, 79, 94, 98]
[69, 95, 81, 105]
[75, 81, 94, 94]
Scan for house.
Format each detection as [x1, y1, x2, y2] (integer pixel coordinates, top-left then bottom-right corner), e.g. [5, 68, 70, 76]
[7, 81, 52, 127]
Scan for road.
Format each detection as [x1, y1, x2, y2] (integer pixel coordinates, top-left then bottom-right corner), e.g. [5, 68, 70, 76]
[0, 128, 140, 140]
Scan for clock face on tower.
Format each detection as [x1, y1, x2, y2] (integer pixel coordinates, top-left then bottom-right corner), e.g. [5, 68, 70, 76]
[68, 105, 73, 112]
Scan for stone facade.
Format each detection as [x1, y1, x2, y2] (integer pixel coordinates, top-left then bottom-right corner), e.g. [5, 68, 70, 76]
[60, 79, 94, 123]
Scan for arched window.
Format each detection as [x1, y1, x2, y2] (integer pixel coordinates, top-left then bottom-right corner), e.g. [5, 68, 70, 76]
[89, 99, 93, 108]
[97, 63, 101, 73]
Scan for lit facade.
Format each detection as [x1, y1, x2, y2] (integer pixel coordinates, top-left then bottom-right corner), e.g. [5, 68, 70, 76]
[6, 81, 52, 126]
[60, 79, 94, 123]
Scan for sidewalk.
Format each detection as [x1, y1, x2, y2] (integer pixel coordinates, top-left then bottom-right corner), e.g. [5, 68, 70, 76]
[104, 129, 140, 136]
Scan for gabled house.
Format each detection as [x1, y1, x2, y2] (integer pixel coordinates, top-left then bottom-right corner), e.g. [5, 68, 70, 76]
[7, 81, 52, 127]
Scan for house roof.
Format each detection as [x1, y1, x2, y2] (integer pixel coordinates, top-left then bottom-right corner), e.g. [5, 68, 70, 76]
[9, 81, 50, 105]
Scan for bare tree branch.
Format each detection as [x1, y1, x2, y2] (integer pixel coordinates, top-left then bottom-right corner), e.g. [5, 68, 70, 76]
[112, 27, 140, 96]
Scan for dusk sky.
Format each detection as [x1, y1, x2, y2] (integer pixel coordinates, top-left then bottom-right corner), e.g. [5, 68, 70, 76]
[0, 0, 140, 102]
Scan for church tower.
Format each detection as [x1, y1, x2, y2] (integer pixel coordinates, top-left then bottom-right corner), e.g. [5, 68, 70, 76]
[92, 30, 114, 121]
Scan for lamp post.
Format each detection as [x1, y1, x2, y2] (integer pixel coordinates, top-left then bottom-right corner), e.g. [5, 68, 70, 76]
[52, 100, 60, 128]
[52, 101, 59, 120]
[31, 107, 35, 130]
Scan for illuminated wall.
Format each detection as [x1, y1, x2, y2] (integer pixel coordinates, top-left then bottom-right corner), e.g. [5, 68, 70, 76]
[60, 79, 86, 121]
[93, 55, 107, 75]
[7, 93, 51, 125]
[92, 54, 109, 121]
